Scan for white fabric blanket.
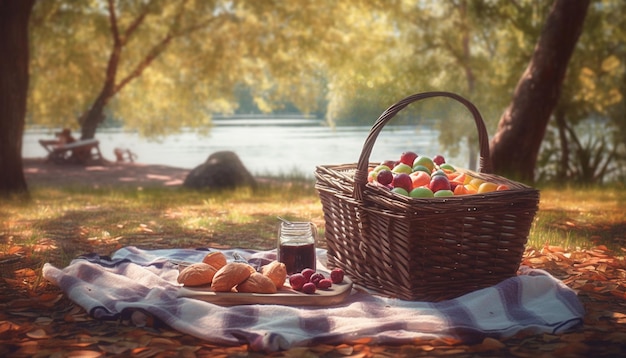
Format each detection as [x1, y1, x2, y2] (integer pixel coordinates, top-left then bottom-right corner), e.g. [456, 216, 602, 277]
[42, 246, 584, 352]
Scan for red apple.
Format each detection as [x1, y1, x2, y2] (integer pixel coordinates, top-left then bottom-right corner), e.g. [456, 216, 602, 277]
[399, 151, 418, 166]
[376, 169, 393, 185]
[429, 175, 451, 193]
[381, 160, 397, 169]
[433, 155, 446, 166]
[392, 173, 413, 192]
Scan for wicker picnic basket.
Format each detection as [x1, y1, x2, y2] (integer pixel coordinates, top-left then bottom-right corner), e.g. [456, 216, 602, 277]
[315, 91, 540, 301]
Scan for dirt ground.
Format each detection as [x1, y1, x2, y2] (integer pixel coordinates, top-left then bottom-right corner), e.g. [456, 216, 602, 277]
[22, 157, 190, 189]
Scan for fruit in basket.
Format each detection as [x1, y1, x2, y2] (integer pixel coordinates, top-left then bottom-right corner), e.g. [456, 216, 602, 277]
[391, 163, 412, 174]
[409, 187, 434, 198]
[376, 169, 393, 185]
[237, 272, 278, 294]
[429, 175, 451, 192]
[434, 189, 454, 197]
[431, 169, 447, 177]
[440, 163, 456, 173]
[453, 184, 470, 195]
[330, 268, 345, 284]
[367, 170, 376, 183]
[373, 164, 392, 173]
[382, 160, 397, 169]
[177, 263, 218, 286]
[411, 164, 431, 175]
[400, 151, 418, 166]
[478, 182, 498, 193]
[372, 152, 511, 197]
[413, 156, 435, 172]
[410, 171, 430, 188]
[469, 177, 484, 188]
[391, 187, 409, 196]
[392, 173, 412, 192]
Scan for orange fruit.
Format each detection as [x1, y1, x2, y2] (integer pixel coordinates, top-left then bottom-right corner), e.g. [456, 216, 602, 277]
[453, 184, 469, 196]
[477, 182, 498, 193]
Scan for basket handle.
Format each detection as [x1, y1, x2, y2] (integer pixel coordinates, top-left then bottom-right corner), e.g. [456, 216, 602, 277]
[353, 91, 492, 200]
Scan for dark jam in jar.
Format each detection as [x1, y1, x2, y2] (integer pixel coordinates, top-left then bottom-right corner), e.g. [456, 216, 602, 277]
[279, 242, 315, 275]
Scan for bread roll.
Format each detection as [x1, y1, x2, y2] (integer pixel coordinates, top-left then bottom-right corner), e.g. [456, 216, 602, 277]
[261, 260, 287, 289]
[211, 262, 253, 292]
[237, 272, 277, 294]
[202, 251, 227, 269]
[177, 263, 217, 286]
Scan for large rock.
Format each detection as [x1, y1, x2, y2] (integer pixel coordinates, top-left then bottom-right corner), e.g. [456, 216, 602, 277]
[183, 151, 257, 190]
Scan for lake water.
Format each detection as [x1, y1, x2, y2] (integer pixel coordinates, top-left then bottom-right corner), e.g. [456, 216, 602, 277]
[23, 118, 470, 178]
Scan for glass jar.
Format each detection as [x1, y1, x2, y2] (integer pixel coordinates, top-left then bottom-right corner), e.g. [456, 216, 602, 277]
[277, 221, 317, 275]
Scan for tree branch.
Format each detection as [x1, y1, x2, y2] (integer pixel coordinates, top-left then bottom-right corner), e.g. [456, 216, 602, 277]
[119, 0, 153, 46]
[107, 0, 121, 45]
[112, 11, 232, 95]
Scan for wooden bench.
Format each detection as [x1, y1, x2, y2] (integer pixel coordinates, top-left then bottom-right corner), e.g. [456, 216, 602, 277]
[39, 138, 103, 164]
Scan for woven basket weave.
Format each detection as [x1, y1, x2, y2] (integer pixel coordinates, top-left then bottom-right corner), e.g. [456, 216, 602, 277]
[315, 91, 539, 301]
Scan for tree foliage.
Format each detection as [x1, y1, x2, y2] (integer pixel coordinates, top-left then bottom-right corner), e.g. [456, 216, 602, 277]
[25, 0, 626, 182]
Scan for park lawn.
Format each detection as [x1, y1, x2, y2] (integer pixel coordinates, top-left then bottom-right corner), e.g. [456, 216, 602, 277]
[2, 181, 624, 268]
[1, 181, 625, 356]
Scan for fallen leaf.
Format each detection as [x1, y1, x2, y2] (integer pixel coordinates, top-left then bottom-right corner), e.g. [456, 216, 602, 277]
[26, 328, 50, 339]
[470, 337, 506, 352]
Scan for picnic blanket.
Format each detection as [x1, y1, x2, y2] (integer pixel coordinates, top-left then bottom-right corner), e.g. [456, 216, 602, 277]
[42, 246, 584, 352]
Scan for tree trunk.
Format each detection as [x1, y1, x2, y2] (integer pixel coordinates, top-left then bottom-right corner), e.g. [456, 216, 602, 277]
[0, 0, 35, 198]
[489, 0, 590, 183]
[79, 96, 108, 140]
[554, 107, 569, 181]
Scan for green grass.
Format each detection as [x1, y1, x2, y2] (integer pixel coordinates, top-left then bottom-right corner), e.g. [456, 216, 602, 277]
[2, 180, 625, 272]
[529, 184, 626, 251]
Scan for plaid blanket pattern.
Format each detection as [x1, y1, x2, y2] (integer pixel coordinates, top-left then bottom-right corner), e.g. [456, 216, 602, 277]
[42, 246, 584, 352]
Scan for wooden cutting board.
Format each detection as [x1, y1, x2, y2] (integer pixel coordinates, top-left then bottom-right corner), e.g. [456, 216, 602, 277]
[178, 275, 353, 306]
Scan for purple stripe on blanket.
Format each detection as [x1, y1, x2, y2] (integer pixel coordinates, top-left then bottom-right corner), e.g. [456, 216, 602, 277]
[497, 278, 545, 325]
[436, 298, 486, 344]
[301, 315, 332, 334]
[224, 306, 259, 328]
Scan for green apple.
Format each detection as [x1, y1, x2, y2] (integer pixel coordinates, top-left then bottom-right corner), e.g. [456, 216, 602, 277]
[391, 187, 409, 196]
[434, 189, 454, 197]
[411, 164, 431, 175]
[373, 164, 392, 173]
[392, 163, 412, 174]
[440, 163, 456, 172]
[409, 187, 434, 198]
[413, 156, 435, 172]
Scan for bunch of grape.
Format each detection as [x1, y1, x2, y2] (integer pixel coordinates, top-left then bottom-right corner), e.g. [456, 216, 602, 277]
[288, 267, 345, 294]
